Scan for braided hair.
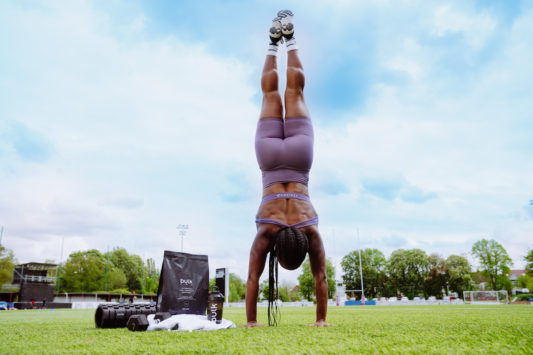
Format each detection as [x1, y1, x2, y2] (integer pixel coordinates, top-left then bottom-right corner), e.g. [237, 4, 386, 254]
[268, 226, 309, 326]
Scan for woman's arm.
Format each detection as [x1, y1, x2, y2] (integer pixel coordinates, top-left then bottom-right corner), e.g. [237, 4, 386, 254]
[307, 227, 331, 327]
[244, 226, 273, 327]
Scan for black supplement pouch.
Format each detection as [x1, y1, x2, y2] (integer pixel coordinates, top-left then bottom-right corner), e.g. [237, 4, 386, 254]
[156, 251, 209, 315]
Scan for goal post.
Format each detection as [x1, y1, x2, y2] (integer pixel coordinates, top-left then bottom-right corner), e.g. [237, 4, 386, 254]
[463, 290, 508, 304]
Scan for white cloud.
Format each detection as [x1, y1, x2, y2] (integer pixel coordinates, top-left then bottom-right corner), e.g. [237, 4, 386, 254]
[308, 1, 533, 277]
[0, 1, 532, 286]
[432, 5, 496, 50]
[384, 38, 426, 81]
[0, 1, 260, 274]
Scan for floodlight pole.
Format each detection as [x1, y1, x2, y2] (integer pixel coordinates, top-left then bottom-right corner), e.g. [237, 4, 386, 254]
[105, 245, 109, 291]
[357, 228, 365, 304]
[177, 224, 189, 252]
[141, 254, 145, 296]
[56, 237, 64, 294]
[0, 226, 4, 246]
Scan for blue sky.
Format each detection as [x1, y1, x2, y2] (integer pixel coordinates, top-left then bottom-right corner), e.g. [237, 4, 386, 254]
[1, 0, 532, 284]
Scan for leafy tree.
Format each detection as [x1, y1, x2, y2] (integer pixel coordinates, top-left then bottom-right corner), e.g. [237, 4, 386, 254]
[259, 279, 268, 301]
[276, 282, 301, 302]
[326, 260, 336, 298]
[61, 250, 97, 292]
[261, 281, 300, 302]
[285, 282, 302, 301]
[516, 274, 533, 290]
[61, 249, 105, 292]
[297, 258, 336, 301]
[424, 254, 447, 298]
[445, 255, 472, 296]
[341, 248, 387, 299]
[108, 248, 143, 292]
[0, 245, 16, 286]
[525, 248, 533, 277]
[495, 274, 513, 293]
[471, 239, 513, 290]
[298, 260, 314, 301]
[107, 267, 128, 291]
[278, 285, 290, 302]
[387, 249, 430, 298]
[228, 273, 246, 302]
[145, 258, 159, 279]
[61, 249, 126, 292]
[141, 258, 159, 294]
[262, 283, 270, 301]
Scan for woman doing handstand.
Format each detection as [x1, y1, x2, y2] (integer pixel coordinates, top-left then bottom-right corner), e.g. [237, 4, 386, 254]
[245, 10, 330, 328]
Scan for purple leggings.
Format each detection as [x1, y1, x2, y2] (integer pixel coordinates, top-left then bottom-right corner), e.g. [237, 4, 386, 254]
[255, 117, 314, 188]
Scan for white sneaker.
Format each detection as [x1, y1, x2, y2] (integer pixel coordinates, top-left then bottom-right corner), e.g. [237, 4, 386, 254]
[277, 10, 294, 39]
[269, 17, 283, 44]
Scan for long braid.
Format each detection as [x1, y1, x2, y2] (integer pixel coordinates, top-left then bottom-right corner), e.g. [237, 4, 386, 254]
[268, 237, 280, 326]
[267, 226, 308, 326]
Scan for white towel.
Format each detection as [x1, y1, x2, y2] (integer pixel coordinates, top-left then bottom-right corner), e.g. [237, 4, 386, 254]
[146, 314, 236, 332]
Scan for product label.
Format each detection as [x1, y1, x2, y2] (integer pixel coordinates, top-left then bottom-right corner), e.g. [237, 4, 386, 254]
[178, 278, 194, 299]
[209, 303, 218, 322]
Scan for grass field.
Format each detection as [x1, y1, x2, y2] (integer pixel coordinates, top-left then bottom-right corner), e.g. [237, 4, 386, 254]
[1, 305, 532, 354]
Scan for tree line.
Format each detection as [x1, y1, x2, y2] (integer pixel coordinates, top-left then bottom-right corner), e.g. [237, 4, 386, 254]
[339, 239, 533, 299]
[2, 239, 532, 300]
[0, 245, 161, 294]
[56, 248, 160, 294]
[209, 259, 337, 303]
[0, 245, 16, 287]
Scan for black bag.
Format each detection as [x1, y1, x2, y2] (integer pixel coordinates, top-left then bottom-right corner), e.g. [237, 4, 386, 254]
[156, 251, 209, 315]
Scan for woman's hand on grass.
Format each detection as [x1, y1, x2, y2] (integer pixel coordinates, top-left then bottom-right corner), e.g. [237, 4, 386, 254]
[309, 321, 331, 327]
[243, 321, 266, 328]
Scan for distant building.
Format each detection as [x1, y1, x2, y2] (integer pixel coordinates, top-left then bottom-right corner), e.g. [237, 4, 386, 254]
[13, 262, 58, 304]
[13, 262, 57, 284]
[335, 280, 346, 305]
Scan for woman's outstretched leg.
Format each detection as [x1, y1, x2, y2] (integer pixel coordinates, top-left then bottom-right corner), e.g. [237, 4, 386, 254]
[259, 18, 283, 119]
[280, 11, 310, 119]
[285, 50, 310, 118]
[246, 17, 285, 328]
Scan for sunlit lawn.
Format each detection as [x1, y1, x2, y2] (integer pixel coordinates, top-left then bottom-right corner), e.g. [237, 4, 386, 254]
[0, 305, 532, 354]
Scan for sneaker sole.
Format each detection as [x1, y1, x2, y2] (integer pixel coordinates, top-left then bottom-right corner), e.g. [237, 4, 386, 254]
[269, 17, 282, 43]
[277, 9, 293, 18]
[277, 10, 294, 38]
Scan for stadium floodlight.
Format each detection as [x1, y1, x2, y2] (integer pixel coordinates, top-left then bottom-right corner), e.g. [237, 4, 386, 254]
[177, 224, 190, 252]
[57, 237, 65, 293]
[463, 290, 509, 305]
[141, 254, 145, 295]
[357, 228, 365, 304]
[105, 245, 109, 291]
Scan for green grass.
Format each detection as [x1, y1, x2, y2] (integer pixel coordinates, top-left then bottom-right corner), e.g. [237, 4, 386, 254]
[1, 305, 532, 354]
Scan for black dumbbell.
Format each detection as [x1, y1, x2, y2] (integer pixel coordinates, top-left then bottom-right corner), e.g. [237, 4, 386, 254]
[127, 314, 149, 331]
[95, 303, 156, 328]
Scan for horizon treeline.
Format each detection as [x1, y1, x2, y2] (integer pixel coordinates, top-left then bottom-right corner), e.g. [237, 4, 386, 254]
[56, 248, 160, 294]
[339, 238, 533, 300]
[1, 239, 532, 299]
